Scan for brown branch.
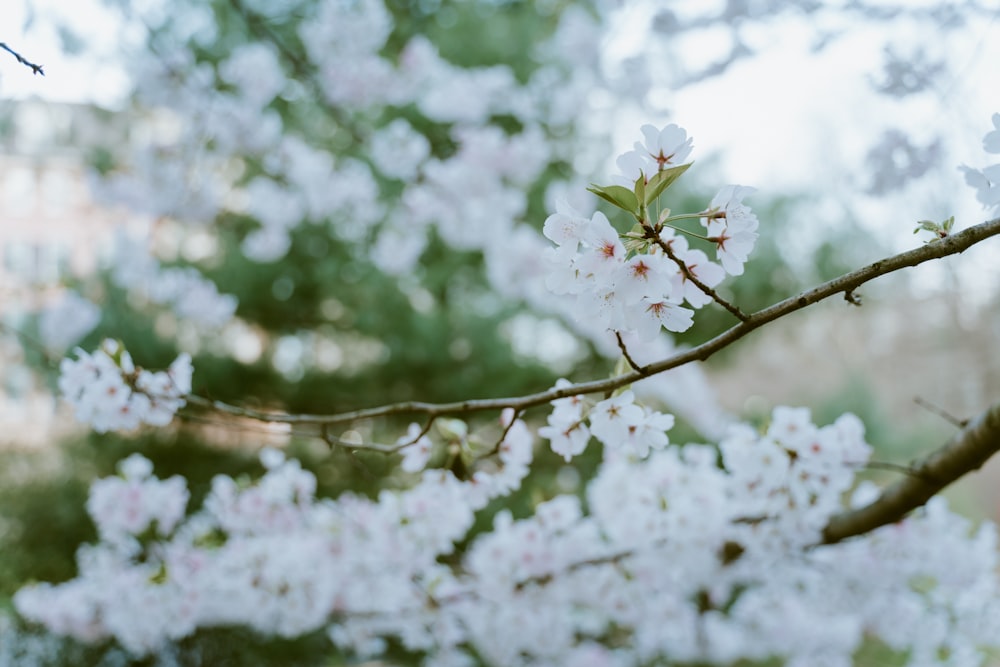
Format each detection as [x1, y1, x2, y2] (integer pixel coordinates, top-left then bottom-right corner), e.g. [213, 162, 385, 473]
[614, 331, 644, 372]
[655, 236, 749, 321]
[0, 43, 44, 76]
[483, 408, 525, 459]
[316, 423, 403, 453]
[186, 217, 1000, 427]
[344, 401, 1000, 618]
[822, 400, 1000, 544]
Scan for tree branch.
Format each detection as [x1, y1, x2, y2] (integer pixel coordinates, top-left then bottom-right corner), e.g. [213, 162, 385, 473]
[654, 235, 749, 321]
[0, 42, 44, 76]
[822, 400, 1000, 544]
[614, 331, 644, 372]
[186, 217, 1000, 426]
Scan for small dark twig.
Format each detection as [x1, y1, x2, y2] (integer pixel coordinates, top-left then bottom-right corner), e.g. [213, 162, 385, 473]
[317, 423, 402, 454]
[614, 331, 644, 372]
[0, 42, 44, 76]
[484, 408, 524, 458]
[655, 236, 749, 321]
[913, 396, 968, 428]
[844, 290, 863, 306]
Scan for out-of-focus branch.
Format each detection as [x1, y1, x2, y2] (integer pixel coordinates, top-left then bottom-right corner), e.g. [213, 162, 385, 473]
[822, 400, 1000, 544]
[187, 217, 1000, 426]
[0, 42, 44, 76]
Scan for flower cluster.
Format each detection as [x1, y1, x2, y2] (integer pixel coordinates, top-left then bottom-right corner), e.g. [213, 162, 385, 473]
[700, 184, 760, 277]
[543, 124, 758, 341]
[37, 290, 102, 352]
[110, 232, 238, 329]
[16, 409, 1000, 665]
[15, 419, 534, 656]
[539, 383, 675, 461]
[959, 113, 1000, 212]
[543, 204, 696, 338]
[87, 454, 189, 547]
[15, 0, 1000, 663]
[58, 340, 193, 433]
[615, 123, 694, 184]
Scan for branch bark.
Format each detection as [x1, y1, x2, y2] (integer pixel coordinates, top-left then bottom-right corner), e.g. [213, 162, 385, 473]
[0, 42, 44, 76]
[822, 400, 1000, 544]
[187, 216, 1000, 426]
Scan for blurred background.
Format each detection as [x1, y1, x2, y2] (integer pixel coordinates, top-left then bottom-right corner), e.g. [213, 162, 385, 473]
[0, 0, 999, 664]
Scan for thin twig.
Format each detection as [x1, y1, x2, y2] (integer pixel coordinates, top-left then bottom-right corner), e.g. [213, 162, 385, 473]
[614, 331, 644, 372]
[408, 417, 437, 446]
[484, 408, 525, 459]
[186, 217, 1000, 427]
[317, 423, 403, 454]
[0, 43, 44, 76]
[861, 460, 927, 479]
[913, 396, 968, 428]
[655, 235, 749, 321]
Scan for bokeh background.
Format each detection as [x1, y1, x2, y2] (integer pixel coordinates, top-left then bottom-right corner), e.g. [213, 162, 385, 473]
[0, 0, 999, 664]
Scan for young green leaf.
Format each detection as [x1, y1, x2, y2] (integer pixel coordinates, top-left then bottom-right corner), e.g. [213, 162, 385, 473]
[644, 162, 692, 205]
[587, 184, 640, 215]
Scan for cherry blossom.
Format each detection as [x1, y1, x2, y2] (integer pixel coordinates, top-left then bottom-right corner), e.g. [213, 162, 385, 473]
[637, 123, 694, 171]
[397, 423, 434, 473]
[9, 0, 1000, 660]
[702, 185, 760, 276]
[59, 340, 193, 433]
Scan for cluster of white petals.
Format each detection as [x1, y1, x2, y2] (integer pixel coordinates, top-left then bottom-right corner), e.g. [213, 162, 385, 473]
[615, 123, 694, 184]
[539, 384, 675, 461]
[15, 421, 534, 656]
[542, 124, 762, 340]
[20, 1, 1000, 663]
[701, 185, 760, 277]
[111, 233, 238, 329]
[78, 0, 734, 434]
[58, 340, 193, 433]
[543, 203, 695, 339]
[37, 291, 101, 352]
[16, 409, 1000, 665]
[959, 113, 1000, 212]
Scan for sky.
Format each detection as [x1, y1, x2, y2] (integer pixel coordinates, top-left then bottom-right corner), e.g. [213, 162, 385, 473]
[0, 0, 130, 106]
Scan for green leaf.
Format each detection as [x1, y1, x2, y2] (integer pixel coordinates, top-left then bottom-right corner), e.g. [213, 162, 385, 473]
[644, 162, 692, 205]
[633, 174, 646, 206]
[587, 184, 639, 215]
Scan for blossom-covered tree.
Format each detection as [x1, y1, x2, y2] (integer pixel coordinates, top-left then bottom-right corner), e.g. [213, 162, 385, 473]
[3, 1, 1000, 665]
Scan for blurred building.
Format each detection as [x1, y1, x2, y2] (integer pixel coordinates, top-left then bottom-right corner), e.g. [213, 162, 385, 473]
[0, 99, 125, 447]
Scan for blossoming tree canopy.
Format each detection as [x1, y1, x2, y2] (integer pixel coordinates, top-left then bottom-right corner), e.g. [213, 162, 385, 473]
[4, 0, 1000, 665]
[21, 114, 1000, 665]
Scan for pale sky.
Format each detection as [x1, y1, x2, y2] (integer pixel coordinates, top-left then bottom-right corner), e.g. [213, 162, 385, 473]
[0, 0, 130, 106]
